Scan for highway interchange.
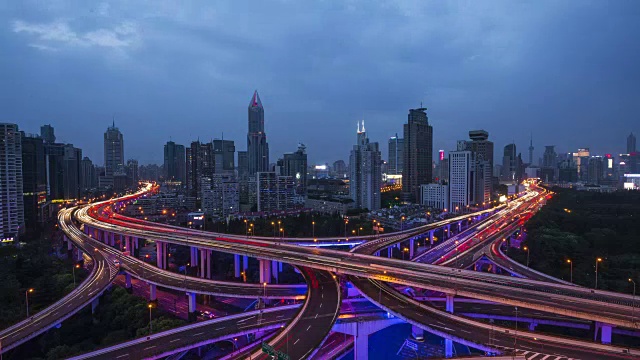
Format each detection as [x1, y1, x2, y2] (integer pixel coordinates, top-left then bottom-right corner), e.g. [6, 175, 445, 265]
[2, 181, 639, 359]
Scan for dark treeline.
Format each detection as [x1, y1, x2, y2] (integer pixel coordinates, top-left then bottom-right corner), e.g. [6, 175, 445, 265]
[514, 188, 640, 293]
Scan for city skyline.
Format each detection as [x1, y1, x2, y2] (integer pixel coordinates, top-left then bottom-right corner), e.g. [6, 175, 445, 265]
[2, 2, 639, 165]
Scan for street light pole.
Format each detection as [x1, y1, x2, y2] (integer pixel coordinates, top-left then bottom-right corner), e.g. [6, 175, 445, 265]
[344, 220, 348, 240]
[73, 264, 80, 287]
[567, 259, 573, 284]
[25, 288, 34, 318]
[523, 246, 530, 267]
[312, 221, 315, 239]
[148, 304, 153, 334]
[630, 278, 636, 325]
[595, 257, 602, 289]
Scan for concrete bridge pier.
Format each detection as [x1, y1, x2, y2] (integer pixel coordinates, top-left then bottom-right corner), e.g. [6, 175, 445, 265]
[186, 292, 197, 322]
[443, 293, 455, 358]
[156, 241, 167, 269]
[243, 255, 249, 272]
[333, 317, 403, 359]
[409, 239, 415, 258]
[259, 259, 272, 284]
[429, 230, 434, 245]
[234, 254, 241, 278]
[595, 322, 614, 344]
[189, 247, 198, 267]
[91, 298, 99, 314]
[125, 273, 132, 291]
[149, 283, 157, 301]
[271, 260, 279, 283]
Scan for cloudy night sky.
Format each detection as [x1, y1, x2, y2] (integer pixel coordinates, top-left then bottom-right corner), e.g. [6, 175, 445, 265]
[2, 1, 639, 166]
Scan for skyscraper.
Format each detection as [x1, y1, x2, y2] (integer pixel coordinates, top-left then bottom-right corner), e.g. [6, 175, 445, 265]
[459, 130, 494, 204]
[127, 159, 139, 187]
[164, 141, 186, 183]
[104, 122, 124, 188]
[281, 143, 308, 196]
[388, 134, 404, 175]
[247, 91, 269, 175]
[63, 144, 82, 199]
[541, 146, 557, 182]
[402, 107, 433, 202]
[628, 132, 637, 154]
[0, 123, 24, 241]
[213, 139, 235, 173]
[44, 142, 65, 200]
[40, 124, 55, 144]
[186, 141, 214, 198]
[81, 157, 96, 192]
[501, 143, 517, 182]
[21, 132, 46, 232]
[349, 120, 382, 211]
[449, 150, 474, 213]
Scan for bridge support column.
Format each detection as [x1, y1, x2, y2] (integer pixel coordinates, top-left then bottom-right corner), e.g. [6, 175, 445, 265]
[278, 261, 283, 273]
[409, 239, 415, 258]
[429, 230, 434, 245]
[528, 322, 537, 331]
[67, 238, 73, 251]
[446, 294, 454, 313]
[445, 339, 453, 358]
[186, 292, 197, 322]
[125, 273, 132, 290]
[259, 259, 272, 283]
[271, 260, 279, 283]
[458, 221, 462, 232]
[111, 232, 116, 247]
[199, 249, 208, 278]
[243, 255, 249, 271]
[149, 283, 157, 301]
[411, 325, 424, 340]
[190, 247, 198, 267]
[355, 333, 369, 359]
[234, 254, 241, 278]
[156, 241, 165, 269]
[387, 247, 392, 258]
[595, 322, 613, 344]
[446, 224, 451, 238]
[91, 298, 99, 314]
[76, 249, 83, 261]
[206, 250, 212, 279]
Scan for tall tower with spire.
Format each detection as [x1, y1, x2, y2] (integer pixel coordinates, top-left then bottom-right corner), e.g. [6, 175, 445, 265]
[528, 134, 534, 165]
[247, 90, 269, 175]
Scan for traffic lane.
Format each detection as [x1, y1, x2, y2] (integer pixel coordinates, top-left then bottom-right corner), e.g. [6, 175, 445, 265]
[75, 307, 299, 360]
[350, 276, 636, 360]
[233, 268, 341, 360]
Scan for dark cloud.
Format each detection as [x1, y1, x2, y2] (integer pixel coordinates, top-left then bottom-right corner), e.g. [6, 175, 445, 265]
[2, 1, 639, 166]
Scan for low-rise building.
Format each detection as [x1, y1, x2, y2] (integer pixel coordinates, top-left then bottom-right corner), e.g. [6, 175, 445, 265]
[420, 183, 449, 211]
